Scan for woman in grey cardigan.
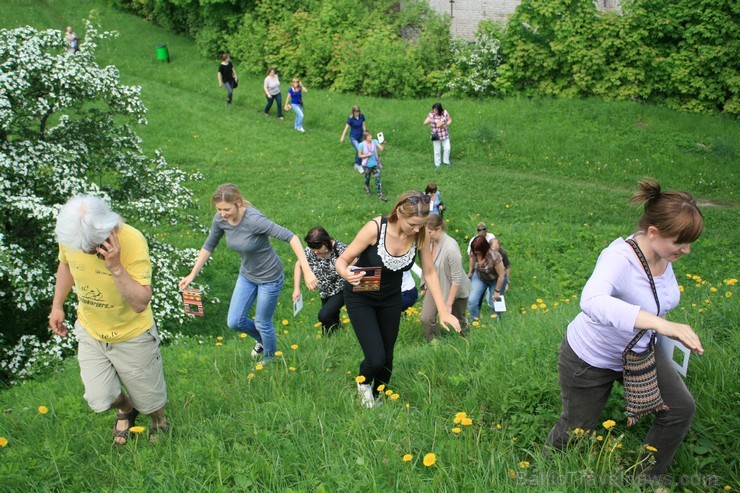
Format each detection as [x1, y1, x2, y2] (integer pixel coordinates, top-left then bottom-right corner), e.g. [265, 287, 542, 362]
[420, 214, 470, 341]
[179, 184, 317, 362]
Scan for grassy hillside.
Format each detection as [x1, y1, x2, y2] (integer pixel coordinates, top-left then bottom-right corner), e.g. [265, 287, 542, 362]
[0, 0, 738, 491]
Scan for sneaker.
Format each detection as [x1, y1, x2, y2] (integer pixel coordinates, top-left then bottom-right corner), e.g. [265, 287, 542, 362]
[378, 193, 387, 202]
[364, 185, 371, 195]
[445, 162, 452, 167]
[297, 127, 305, 133]
[357, 383, 375, 408]
[354, 164, 364, 174]
[435, 165, 441, 169]
[278, 116, 284, 120]
[251, 342, 264, 358]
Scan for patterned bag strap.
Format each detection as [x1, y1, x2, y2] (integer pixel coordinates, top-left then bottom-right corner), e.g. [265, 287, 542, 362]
[624, 238, 661, 354]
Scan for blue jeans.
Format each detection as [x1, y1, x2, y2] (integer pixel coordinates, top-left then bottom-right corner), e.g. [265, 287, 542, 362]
[480, 273, 508, 313]
[350, 137, 362, 166]
[292, 103, 304, 129]
[224, 82, 233, 103]
[264, 93, 283, 117]
[468, 273, 503, 321]
[226, 274, 284, 358]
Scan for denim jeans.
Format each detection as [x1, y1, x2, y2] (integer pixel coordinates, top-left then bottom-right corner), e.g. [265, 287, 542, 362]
[292, 103, 304, 129]
[224, 82, 233, 104]
[350, 137, 362, 166]
[226, 274, 284, 358]
[432, 138, 451, 166]
[468, 272, 502, 321]
[477, 273, 508, 314]
[264, 92, 283, 117]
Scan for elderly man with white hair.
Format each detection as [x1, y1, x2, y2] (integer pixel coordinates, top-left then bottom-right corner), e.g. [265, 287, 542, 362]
[49, 195, 169, 445]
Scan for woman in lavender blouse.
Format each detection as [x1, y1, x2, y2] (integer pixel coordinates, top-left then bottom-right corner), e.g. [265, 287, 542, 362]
[545, 179, 705, 480]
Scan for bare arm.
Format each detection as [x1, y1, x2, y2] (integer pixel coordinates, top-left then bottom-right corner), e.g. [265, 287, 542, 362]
[49, 262, 75, 337]
[218, 71, 223, 87]
[340, 123, 350, 142]
[100, 231, 152, 313]
[289, 235, 318, 290]
[492, 262, 506, 300]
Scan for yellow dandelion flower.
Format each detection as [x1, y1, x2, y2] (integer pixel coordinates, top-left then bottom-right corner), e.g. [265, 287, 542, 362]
[539, 303, 546, 309]
[531, 304, 538, 310]
[346, 371, 352, 375]
[508, 469, 517, 479]
[512, 437, 518, 442]
[255, 364, 264, 371]
[597, 435, 603, 441]
[385, 389, 393, 396]
[723, 486, 731, 491]
[496, 424, 502, 430]
[519, 461, 530, 469]
[282, 320, 289, 326]
[461, 417, 473, 426]
[402, 454, 413, 462]
[342, 318, 350, 324]
[724, 278, 737, 285]
[314, 322, 322, 328]
[240, 333, 248, 338]
[291, 344, 299, 350]
[406, 403, 410, 409]
[283, 330, 289, 335]
[645, 445, 658, 453]
[390, 393, 400, 400]
[710, 287, 717, 292]
[727, 292, 733, 298]
[217, 336, 223, 341]
[355, 375, 366, 383]
[490, 313, 498, 318]
[377, 384, 386, 392]
[129, 426, 146, 434]
[553, 302, 559, 307]
[274, 351, 283, 356]
[38, 406, 48, 415]
[0, 437, 8, 447]
[247, 373, 255, 379]
[564, 298, 570, 303]
[472, 321, 480, 327]
[423, 453, 436, 467]
[679, 285, 684, 292]
[452, 427, 461, 434]
[215, 342, 223, 346]
[602, 420, 616, 430]
[289, 367, 296, 371]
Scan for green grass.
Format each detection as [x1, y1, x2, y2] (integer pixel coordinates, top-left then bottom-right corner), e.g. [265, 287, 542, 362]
[1, 1, 739, 491]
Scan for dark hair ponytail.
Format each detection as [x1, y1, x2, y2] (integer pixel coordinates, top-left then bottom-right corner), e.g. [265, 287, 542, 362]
[630, 178, 704, 243]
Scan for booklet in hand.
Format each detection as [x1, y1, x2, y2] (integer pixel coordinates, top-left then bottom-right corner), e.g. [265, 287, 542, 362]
[351, 266, 382, 292]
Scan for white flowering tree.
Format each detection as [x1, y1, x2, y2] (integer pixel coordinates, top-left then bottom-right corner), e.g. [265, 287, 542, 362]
[446, 21, 504, 97]
[0, 22, 206, 383]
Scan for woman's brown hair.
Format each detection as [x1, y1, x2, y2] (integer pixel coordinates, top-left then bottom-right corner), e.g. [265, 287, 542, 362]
[387, 191, 431, 251]
[211, 183, 251, 216]
[426, 213, 445, 231]
[630, 178, 704, 244]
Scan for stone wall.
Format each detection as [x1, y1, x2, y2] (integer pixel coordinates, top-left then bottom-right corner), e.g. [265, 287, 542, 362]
[426, 0, 621, 39]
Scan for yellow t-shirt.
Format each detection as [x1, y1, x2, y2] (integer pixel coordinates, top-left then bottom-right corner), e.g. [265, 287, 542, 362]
[58, 224, 154, 343]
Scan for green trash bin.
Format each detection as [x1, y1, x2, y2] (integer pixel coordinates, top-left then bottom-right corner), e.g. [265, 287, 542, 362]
[155, 44, 170, 63]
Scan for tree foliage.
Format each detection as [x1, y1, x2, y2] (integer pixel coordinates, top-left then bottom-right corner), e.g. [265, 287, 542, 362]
[0, 22, 203, 384]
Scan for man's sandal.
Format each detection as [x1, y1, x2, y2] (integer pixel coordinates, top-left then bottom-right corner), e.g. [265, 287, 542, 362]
[149, 419, 171, 444]
[113, 408, 139, 445]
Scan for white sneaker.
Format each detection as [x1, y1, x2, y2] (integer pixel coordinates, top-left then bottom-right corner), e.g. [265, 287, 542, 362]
[297, 127, 305, 133]
[354, 164, 364, 174]
[357, 383, 375, 408]
[251, 342, 264, 358]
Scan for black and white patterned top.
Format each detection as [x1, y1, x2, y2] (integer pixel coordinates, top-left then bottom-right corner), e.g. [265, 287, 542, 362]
[305, 241, 348, 299]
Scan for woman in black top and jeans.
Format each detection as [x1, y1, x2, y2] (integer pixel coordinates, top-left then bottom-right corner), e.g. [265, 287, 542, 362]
[217, 53, 237, 104]
[336, 191, 461, 408]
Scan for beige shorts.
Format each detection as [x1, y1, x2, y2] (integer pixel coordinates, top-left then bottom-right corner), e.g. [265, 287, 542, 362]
[75, 321, 167, 414]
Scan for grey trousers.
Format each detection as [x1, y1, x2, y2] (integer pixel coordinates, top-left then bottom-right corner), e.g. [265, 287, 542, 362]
[420, 294, 468, 341]
[545, 335, 695, 475]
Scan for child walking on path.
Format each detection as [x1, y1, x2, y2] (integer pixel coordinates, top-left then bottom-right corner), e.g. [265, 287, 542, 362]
[358, 131, 386, 202]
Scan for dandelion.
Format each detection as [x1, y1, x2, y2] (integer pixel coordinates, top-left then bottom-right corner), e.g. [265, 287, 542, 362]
[38, 406, 48, 415]
[355, 375, 366, 383]
[377, 384, 386, 392]
[597, 435, 603, 441]
[723, 486, 731, 491]
[0, 437, 7, 447]
[539, 303, 546, 309]
[283, 330, 289, 335]
[536, 298, 543, 303]
[390, 393, 400, 400]
[406, 403, 410, 409]
[531, 304, 538, 310]
[710, 287, 717, 292]
[385, 389, 393, 396]
[291, 344, 299, 350]
[490, 314, 497, 318]
[240, 333, 247, 339]
[342, 318, 349, 324]
[423, 452, 436, 467]
[519, 461, 530, 469]
[461, 417, 472, 426]
[247, 373, 255, 379]
[679, 285, 685, 292]
[452, 427, 461, 434]
[314, 322, 322, 328]
[289, 367, 296, 371]
[217, 336, 223, 341]
[472, 321, 480, 327]
[496, 424, 502, 430]
[129, 426, 145, 434]
[727, 292, 733, 298]
[724, 278, 737, 285]
[255, 364, 264, 371]
[602, 420, 616, 430]
[645, 445, 658, 453]
[403, 454, 413, 462]
[274, 351, 283, 356]
[512, 437, 518, 443]
[215, 342, 223, 346]
[282, 320, 289, 326]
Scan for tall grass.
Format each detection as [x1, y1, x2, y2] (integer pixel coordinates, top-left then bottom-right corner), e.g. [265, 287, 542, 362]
[1, 1, 738, 491]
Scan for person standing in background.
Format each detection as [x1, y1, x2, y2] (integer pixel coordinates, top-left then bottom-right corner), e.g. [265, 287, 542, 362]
[340, 105, 367, 174]
[285, 78, 307, 132]
[217, 54, 237, 105]
[263, 68, 283, 119]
